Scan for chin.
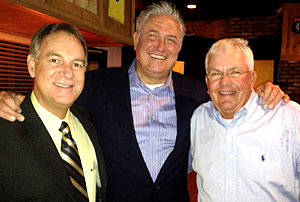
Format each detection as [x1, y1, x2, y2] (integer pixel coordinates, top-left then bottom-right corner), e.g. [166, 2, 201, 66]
[55, 97, 76, 106]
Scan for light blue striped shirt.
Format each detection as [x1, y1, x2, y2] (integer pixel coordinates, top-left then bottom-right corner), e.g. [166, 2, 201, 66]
[129, 59, 177, 181]
[191, 91, 300, 202]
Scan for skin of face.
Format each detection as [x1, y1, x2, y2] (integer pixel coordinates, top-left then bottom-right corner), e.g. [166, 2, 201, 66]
[27, 32, 86, 119]
[205, 51, 257, 119]
[133, 14, 183, 84]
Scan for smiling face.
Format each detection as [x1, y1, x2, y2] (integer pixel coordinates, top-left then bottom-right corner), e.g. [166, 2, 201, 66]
[27, 32, 86, 118]
[205, 51, 257, 119]
[133, 14, 183, 84]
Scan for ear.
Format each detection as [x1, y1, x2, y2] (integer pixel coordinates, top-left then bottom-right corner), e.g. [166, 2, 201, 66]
[251, 70, 257, 88]
[27, 54, 36, 78]
[205, 75, 210, 94]
[133, 32, 139, 51]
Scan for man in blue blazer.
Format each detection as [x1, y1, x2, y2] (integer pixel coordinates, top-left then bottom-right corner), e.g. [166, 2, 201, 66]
[76, 61, 209, 201]
[0, 2, 289, 202]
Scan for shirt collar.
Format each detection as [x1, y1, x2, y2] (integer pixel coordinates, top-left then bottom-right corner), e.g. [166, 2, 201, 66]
[128, 58, 174, 93]
[30, 91, 70, 134]
[212, 90, 257, 125]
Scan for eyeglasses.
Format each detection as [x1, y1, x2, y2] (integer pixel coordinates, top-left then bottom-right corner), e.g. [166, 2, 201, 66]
[207, 70, 251, 81]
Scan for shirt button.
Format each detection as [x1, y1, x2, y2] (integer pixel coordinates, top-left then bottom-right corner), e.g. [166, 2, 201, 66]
[152, 115, 155, 120]
[152, 137, 156, 141]
[152, 161, 156, 166]
[229, 180, 233, 186]
[229, 154, 233, 159]
[151, 94, 155, 99]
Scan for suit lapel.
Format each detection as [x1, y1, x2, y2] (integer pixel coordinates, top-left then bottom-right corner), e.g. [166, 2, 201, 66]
[172, 73, 195, 150]
[155, 73, 194, 183]
[21, 95, 77, 201]
[105, 67, 152, 178]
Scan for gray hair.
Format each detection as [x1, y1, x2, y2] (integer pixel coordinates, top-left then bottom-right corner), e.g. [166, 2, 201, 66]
[30, 23, 88, 67]
[205, 38, 254, 73]
[136, 1, 186, 40]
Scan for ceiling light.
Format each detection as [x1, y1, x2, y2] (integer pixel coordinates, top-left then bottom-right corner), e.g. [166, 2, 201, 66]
[187, 4, 196, 9]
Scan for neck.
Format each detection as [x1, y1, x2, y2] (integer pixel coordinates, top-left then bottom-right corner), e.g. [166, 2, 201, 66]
[135, 67, 169, 85]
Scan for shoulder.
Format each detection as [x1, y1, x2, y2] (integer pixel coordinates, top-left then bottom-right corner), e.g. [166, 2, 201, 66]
[85, 66, 129, 79]
[70, 104, 93, 122]
[172, 71, 206, 86]
[192, 101, 213, 117]
[172, 72, 210, 104]
[280, 100, 300, 114]
[84, 66, 129, 88]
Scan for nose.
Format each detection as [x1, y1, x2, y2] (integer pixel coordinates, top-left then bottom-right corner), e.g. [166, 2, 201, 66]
[60, 63, 74, 79]
[156, 38, 166, 51]
[220, 73, 231, 85]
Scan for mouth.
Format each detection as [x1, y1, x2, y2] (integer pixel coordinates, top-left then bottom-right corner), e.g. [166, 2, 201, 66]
[219, 91, 235, 95]
[149, 54, 167, 60]
[54, 82, 73, 88]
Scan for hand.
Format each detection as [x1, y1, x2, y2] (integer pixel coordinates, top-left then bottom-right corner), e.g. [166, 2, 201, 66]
[255, 81, 290, 109]
[0, 91, 25, 122]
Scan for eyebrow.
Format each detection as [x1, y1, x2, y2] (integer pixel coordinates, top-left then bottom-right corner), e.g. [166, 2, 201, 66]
[45, 51, 86, 64]
[45, 51, 62, 58]
[148, 30, 179, 40]
[209, 67, 240, 72]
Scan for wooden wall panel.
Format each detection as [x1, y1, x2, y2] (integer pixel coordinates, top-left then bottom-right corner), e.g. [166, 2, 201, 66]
[281, 3, 300, 61]
[5, 0, 135, 46]
[185, 20, 230, 39]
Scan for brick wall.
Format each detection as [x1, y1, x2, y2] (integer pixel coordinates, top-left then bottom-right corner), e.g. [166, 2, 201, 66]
[230, 16, 300, 102]
[229, 16, 282, 38]
[277, 61, 300, 103]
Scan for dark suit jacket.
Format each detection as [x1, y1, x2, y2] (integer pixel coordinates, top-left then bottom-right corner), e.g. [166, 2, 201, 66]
[0, 92, 107, 202]
[76, 64, 210, 202]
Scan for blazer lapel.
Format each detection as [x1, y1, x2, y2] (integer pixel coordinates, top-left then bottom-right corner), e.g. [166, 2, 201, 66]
[21, 95, 77, 201]
[155, 73, 196, 183]
[105, 67, 152, 178]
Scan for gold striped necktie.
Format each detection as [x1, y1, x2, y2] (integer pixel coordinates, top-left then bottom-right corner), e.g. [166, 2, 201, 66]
[59, 121, 89, 201]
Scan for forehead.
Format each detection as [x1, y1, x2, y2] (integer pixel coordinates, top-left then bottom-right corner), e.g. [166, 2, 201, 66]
[208, 52, 248, 71]
[39, 32, 85, 56]
[41, 32, 82, 48]
[142, 15, 182, 36]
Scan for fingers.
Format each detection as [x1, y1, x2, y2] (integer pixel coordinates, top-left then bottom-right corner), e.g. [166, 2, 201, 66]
[254, 86, 264, 99]
[0, 91, 25, 122]
[0, 107, 24, 122]
[12, 93, 25, 108]
[282, 93, 290, 103]
[261, 84, 285, 109]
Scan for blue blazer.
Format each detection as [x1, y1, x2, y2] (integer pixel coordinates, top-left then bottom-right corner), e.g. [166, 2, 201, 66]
[0, 92, 107, 202]
[77, 65, 210, 202]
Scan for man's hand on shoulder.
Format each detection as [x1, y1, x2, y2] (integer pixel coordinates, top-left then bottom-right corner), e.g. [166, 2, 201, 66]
[255, 81, 290, 109]
[0, 91, 25, 122]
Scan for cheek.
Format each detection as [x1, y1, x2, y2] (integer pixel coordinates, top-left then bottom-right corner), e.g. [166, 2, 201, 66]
[206, 82, 217, 95]
[75, 71, 85, 84]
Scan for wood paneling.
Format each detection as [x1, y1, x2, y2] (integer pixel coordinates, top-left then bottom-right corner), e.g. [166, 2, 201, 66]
[281, 3, 300, 61]
[185, 20, 230, 39]
[0, 0, 135, 47]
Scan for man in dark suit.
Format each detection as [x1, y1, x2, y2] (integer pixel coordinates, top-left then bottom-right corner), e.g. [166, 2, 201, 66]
[0, 2, 289, 202]
[0, 23, 106, 202]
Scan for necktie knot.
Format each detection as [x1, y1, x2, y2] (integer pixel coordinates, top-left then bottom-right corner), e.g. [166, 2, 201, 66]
[59, 121, 72, 139]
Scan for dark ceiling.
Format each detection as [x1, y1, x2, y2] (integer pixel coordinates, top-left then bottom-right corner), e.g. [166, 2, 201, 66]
[135, 0, 300, 22]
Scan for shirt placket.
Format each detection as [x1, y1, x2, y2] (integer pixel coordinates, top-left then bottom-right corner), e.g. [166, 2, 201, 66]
[226, 125, 235, 202]
[149, 90, 158, 179]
